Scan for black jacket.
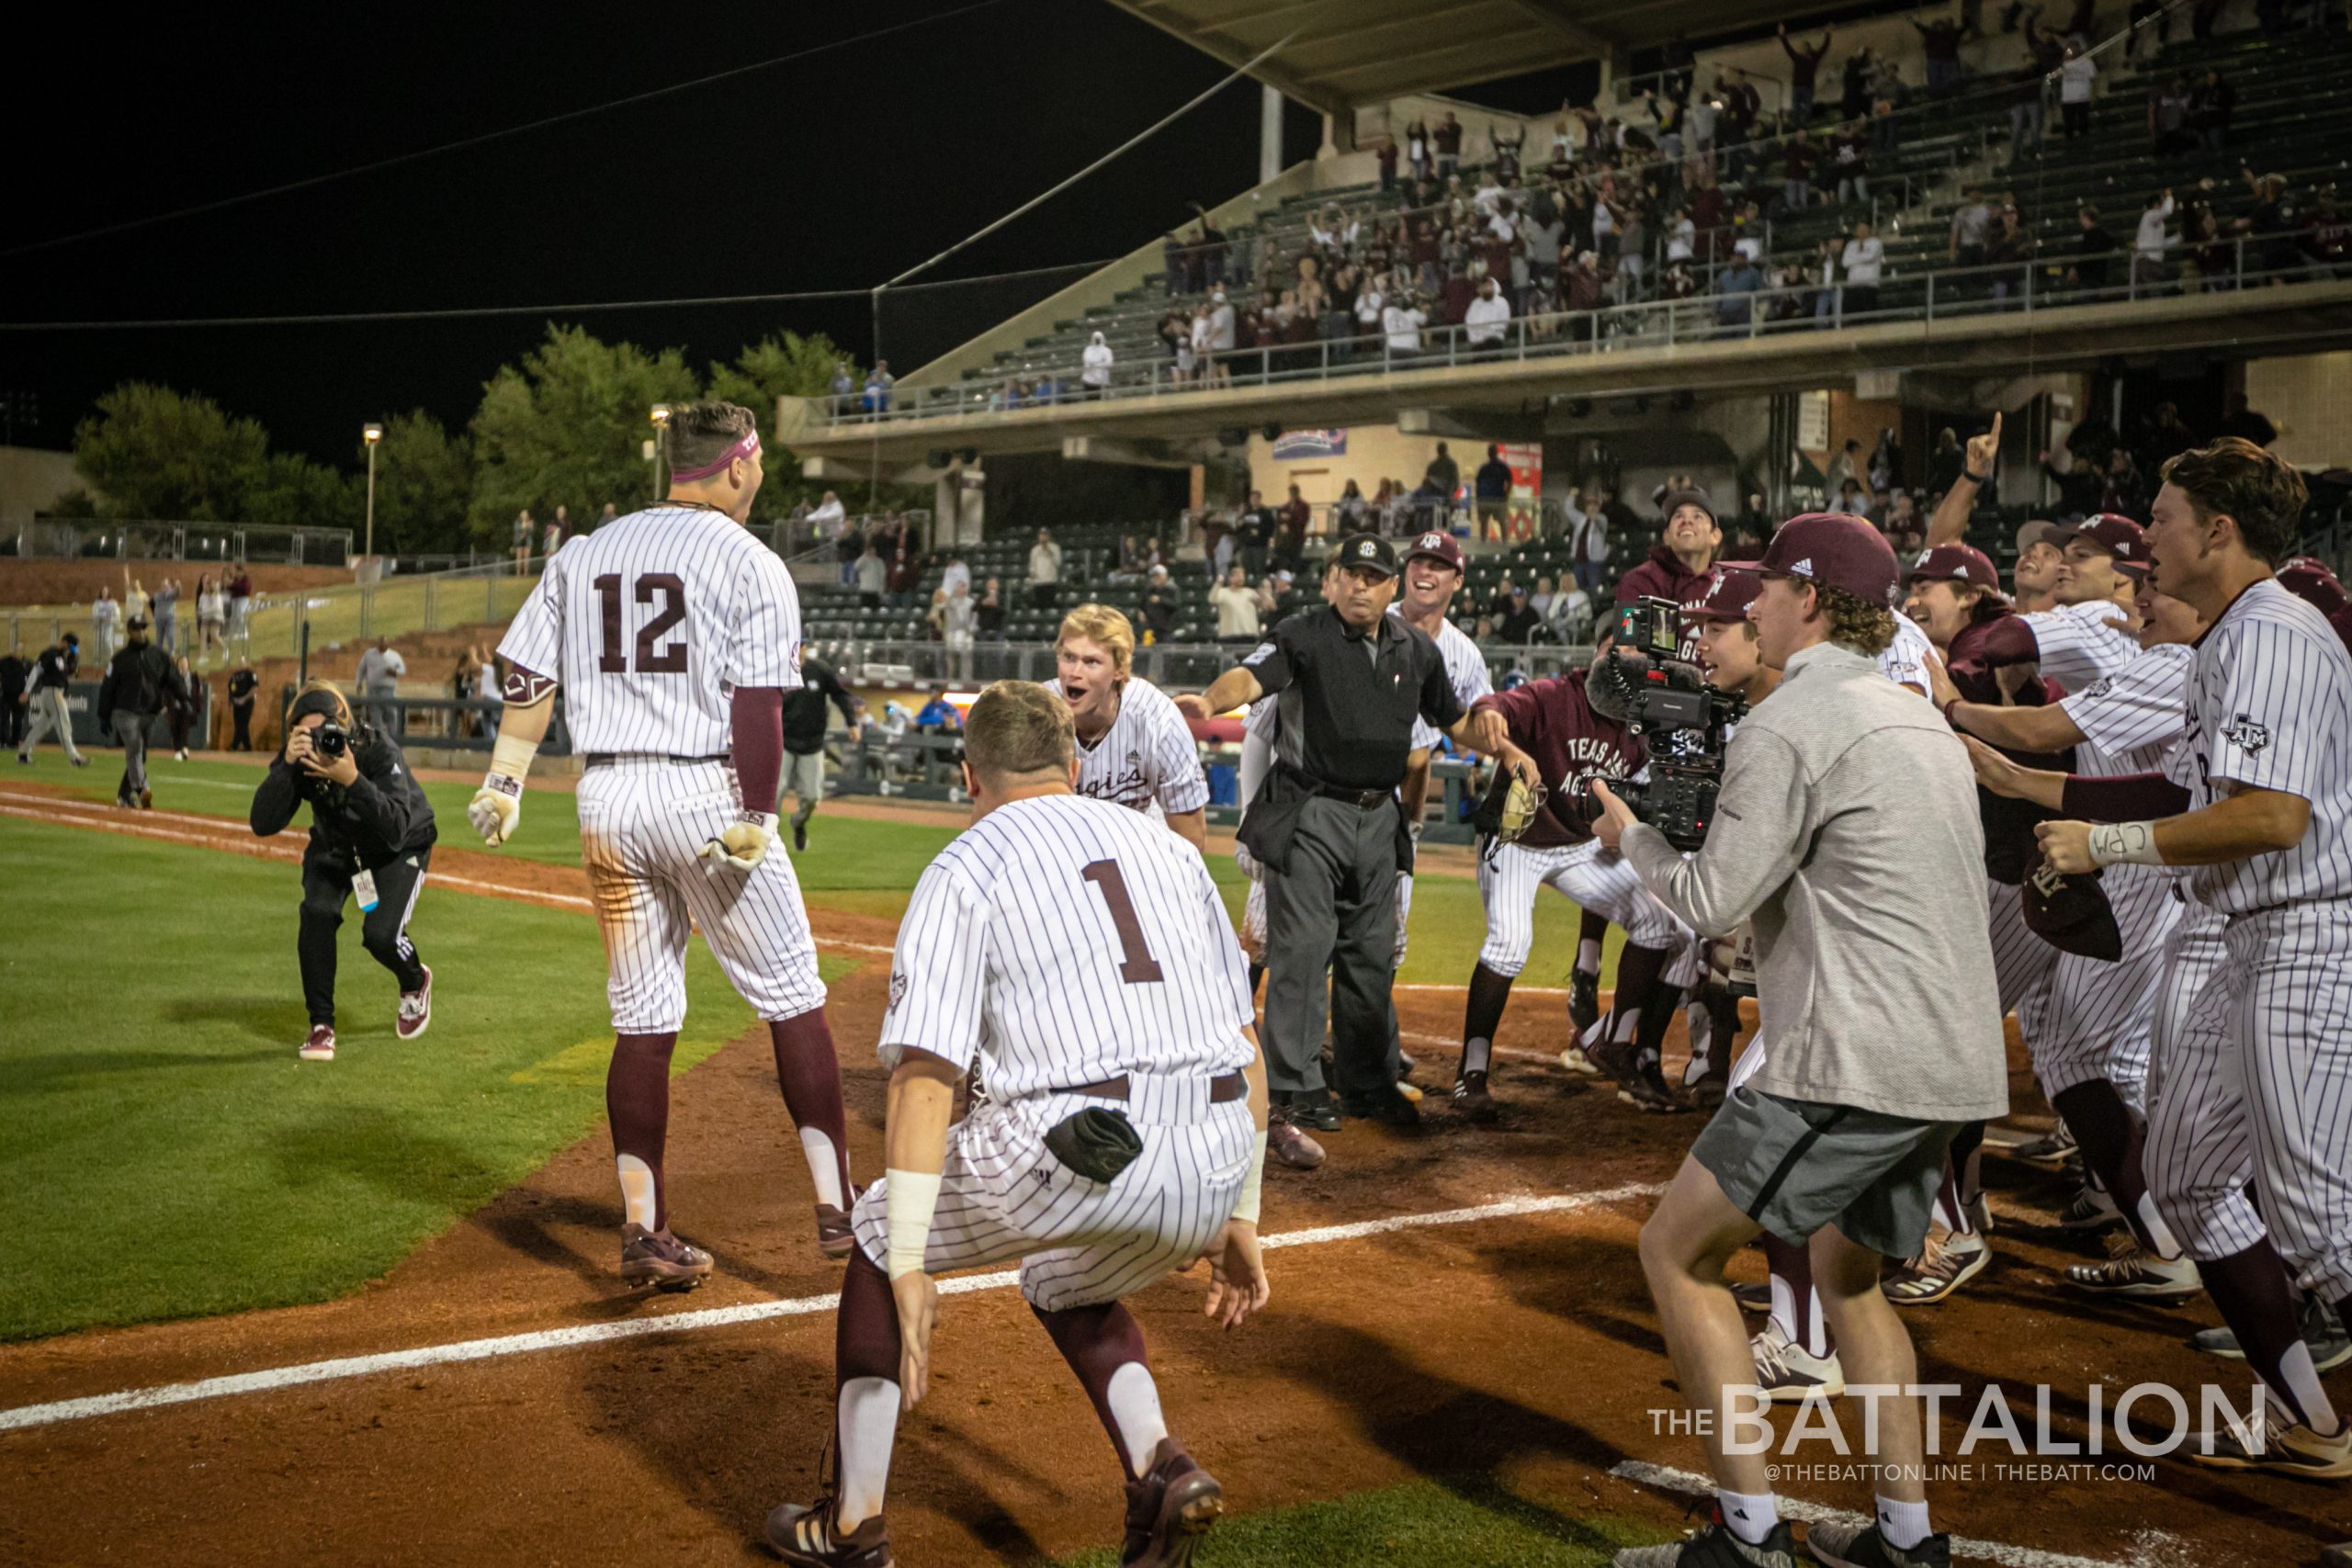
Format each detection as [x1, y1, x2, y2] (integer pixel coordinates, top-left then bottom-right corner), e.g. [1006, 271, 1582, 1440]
[782, 658, 858, 755]
[251, 728, 436, 872]
[98, 642, 185, 727]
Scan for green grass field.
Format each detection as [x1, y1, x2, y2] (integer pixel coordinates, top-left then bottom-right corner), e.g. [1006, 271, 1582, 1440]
[1045, 1477, 1672, 1566]
[7, 750, 1621, 988]
[0, 816, 850, 1342]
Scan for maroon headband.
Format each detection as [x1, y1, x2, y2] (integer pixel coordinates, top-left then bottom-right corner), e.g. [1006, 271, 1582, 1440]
[671, 431, 760, 484]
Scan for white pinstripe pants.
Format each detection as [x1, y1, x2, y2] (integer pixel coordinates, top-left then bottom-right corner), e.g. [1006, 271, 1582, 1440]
[1987, 876, 2061, 1028]
[2145, 902, 2352, 1300]
[577, 760, 828, 1033]
[850, 1078, 1256, 1311]
[1476, 838, 1689, 979]
[2029, 862, 2183, 1106]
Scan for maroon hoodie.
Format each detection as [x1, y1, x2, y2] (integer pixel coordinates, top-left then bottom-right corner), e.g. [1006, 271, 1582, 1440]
[1469, 668, 1646, 849]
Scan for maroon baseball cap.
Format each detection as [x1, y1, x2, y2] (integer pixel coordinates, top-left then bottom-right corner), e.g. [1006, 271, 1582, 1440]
[1403, 530, 1465, 571]
[2054, 513, 2146, 565]
[1905, 542, 2001, 592]
[1683, 563, 1764, 623]
[1758, 513, 1902, 606]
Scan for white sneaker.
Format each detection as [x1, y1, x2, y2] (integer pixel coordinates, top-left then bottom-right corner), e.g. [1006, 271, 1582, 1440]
[175, 748, 189, 761]
[2066, 1233, 2202, 1300]
[1751, 1323, 1845, 1402]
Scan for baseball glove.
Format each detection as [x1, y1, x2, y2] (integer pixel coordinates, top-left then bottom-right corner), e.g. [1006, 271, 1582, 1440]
[1496, 773, 1547, 842]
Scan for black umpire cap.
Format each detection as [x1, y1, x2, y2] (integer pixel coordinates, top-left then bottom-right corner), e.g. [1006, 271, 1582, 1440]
[1335, 534, 1398, 578]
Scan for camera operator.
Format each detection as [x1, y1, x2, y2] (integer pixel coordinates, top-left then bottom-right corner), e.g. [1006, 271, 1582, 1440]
[1589, 514, 2006, 1568]
[250, 683, 437, 1063]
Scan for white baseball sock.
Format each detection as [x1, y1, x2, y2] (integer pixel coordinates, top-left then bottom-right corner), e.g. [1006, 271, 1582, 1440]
[835, 1377, 899, 1529]
[1875, 1495, 1931, 1551]
[1717, 1488, 1779, 1545]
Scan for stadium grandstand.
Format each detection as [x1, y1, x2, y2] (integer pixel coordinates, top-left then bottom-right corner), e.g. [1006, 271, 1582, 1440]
[769, 0, 2352, 685]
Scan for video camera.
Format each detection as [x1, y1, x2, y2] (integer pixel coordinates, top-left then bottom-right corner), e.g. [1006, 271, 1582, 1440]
[1575, 598, 1745, 851]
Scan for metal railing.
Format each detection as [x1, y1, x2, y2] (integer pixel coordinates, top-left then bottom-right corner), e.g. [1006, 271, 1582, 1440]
[3, 519, 353, 565]
[830, 229, 2346, 426]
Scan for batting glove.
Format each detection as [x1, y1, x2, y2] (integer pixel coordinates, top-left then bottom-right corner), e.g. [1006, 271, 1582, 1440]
[703, 810, 777, 870]
[469, 773, 523, 845]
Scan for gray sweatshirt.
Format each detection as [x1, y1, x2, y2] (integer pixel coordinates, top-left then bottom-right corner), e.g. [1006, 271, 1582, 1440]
[1621, 640, 2008, 1122]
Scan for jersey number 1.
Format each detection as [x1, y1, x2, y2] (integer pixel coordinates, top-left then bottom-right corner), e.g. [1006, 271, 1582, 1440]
[594, 573, 688, 674]
[1081, 860, 1164, 984]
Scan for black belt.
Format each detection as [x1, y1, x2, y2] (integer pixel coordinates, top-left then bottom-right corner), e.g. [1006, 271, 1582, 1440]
[1282, 763, 1392, 809]
[1057, 1072, 1249, 1103]
[582, 752, 730, 769]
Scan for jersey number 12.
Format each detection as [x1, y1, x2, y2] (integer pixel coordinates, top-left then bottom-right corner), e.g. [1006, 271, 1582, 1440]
[594, 573, 688, 674]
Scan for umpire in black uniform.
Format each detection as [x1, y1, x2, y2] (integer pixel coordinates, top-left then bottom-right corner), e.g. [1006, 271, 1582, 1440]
[96, 615, 187, 809]
[251, 682, 438, 1061]
[1180, 534, 1507, 1153]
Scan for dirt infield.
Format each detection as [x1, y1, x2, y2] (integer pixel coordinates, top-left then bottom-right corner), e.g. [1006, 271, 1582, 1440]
[0, 792, 2343, 1566]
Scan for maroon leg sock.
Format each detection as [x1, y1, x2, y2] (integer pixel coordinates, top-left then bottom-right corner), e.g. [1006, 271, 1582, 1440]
[1034, 1300, 1155, 1481]
[1461, 962, 1515, 1077]
[771, 1009, 854, 1204]
[1947, 1120, 1985, 1211]
[2052, 1080, 2162, 1252]
[1762, 1231, 1825, 1355]
[1577, 908, 1610, 967]
[1634, 976, 1686, 1072]
[2201, 1239, 2327, 1428]
[1601, 942, 1670, 1047]
[838, 1249, 901, 1392]
[606, 1031, 678, 1229]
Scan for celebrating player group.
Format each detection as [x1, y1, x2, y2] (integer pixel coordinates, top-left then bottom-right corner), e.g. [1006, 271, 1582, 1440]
[459, 399, 2352, 1568]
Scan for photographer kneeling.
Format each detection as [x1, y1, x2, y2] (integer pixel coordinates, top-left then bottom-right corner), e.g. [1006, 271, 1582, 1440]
[1593, 514, 2007, 1568]
[251, 683, 437, 1063]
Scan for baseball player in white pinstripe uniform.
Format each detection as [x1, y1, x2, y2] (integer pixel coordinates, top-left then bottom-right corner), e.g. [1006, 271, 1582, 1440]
[1935, 561, 2206, 1300]
[1394, 533, 1495, 971]
[2040, 440, 2352, 1485]
[468, 401, 855, 1289]
[1048, 604, 1209, 850]
[763, 681, 1270, 1568]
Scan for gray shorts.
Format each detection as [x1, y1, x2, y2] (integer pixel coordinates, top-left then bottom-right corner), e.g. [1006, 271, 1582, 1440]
[786, 749, 826, 805]
[1690, 1089, 1960, 1259]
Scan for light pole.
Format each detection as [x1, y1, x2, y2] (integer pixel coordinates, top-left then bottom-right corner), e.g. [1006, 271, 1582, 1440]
[649, 404, 673, 499]
[362, 423, 384, 561]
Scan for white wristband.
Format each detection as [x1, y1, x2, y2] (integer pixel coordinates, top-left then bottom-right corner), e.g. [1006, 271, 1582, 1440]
[884, 1168, 943, 1280]
[2088, 820, 2166, 867]
[1232, 1132, 1269, 1226]
[488, 731, 540, 786]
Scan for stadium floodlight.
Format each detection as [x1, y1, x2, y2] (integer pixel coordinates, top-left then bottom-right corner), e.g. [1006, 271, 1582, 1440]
[650, 403, 673, 425]
[362, 423, 385, 561]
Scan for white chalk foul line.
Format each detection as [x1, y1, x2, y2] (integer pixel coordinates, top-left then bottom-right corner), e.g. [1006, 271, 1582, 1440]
[0, 1182, 1661, 1437]
[1609, 1462, 2128, 1568]
[0, 795, 897, 956]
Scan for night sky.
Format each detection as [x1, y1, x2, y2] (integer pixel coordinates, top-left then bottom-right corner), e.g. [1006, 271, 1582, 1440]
[0, 0, 1351, 465]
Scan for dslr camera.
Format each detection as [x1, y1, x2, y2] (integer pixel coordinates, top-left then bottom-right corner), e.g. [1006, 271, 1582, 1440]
[312, 722, 351, 761]
[1575, 597, 1745, 851]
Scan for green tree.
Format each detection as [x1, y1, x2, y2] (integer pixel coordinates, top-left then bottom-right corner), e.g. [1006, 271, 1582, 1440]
[468, 325, 700, 543]
[366, 411, 476, 556]
[73, 383, 270, 521]
[707, 332, 865, 524]
[243, 451, 362, 532]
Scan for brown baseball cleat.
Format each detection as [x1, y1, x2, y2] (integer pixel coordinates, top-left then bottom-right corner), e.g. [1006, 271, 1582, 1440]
[1266, 1104, 1325, 1169]
[763, 1498, 894, 1566]
[620, 1223, 713, 1292]
[396, 966, 433, 1041]
[298, 1024, 336, 1062]
[1121, 1440, 1222, 1568]
[1451, 1070, 1500, 1122]
[815, 1202, 854, 1259]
